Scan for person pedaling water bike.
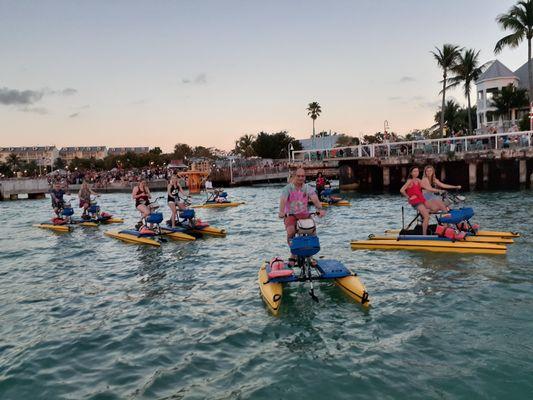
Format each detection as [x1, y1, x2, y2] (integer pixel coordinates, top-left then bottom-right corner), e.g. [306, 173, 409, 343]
[315, 172, 326, 198]
[279, 168, 325, 266]
[319, 180, 343, 203]
[132, 180, 152, 230]
[400, 166, 437, 236]
[50, 181, 69, 217]
[421, 165, 461, 213]
[167, 174, 189, 228]
[78, 181, 99, 219]
[207, 188, 229, 203]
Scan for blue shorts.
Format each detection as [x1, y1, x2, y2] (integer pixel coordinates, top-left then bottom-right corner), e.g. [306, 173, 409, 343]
[424, 192, 439, 201]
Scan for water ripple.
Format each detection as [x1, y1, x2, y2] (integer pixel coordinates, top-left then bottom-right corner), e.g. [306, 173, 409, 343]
[0, 188, 532, 399]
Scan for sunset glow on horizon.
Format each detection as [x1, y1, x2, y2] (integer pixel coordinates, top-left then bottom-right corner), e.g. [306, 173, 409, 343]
[0, 0, 528, 152]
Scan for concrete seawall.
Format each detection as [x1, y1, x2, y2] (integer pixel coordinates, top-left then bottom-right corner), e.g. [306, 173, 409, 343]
[0, 179, 49, 200]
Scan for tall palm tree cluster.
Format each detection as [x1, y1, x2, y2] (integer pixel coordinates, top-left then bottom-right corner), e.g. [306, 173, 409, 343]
[431, 45, 484, 135]
[433, 0, 533, 135]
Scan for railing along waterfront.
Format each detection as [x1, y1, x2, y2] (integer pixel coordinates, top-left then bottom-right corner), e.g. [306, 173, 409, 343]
[292, 130, 533, 161]
[232, 164, 289, 178]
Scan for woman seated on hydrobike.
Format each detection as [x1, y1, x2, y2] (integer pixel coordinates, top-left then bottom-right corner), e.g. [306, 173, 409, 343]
[78, 180, 99, 219]
[50, 181, 67, 218]
[421, 165, 461, 213]
[167, 174, 188, 228]
[207, 188, 228, 203]
[132, 180, 152, 229]
[400, 166, 441, 236]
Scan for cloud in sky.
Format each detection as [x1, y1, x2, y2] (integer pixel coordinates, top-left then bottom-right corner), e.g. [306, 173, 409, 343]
[0, 87, 44, 105]
[19, 106, 48, 114]
[60, 88, 77, 96]
[0, 86, 77, 107]
[182, 73, 207, 85]
[399, 76, 416, 83]
[388, 95, 441, 110]
[69, 112, 79, 118]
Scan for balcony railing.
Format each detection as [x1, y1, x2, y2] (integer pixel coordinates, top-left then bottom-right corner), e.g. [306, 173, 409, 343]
[292, 130, 533, 161]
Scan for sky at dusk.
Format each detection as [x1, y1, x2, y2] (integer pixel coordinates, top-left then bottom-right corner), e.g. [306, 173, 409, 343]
[0, 0, 528, 151]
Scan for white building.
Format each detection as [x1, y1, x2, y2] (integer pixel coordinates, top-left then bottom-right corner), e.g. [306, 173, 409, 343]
[0, 146, 58, 168]
[108, 147, 150, 156]
[476, 60, 530, 132]
[59, 146, 107, 162]
[299, 135, 339, 151]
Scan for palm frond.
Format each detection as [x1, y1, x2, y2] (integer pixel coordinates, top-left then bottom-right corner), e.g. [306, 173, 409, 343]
[495, 32, 525, 53]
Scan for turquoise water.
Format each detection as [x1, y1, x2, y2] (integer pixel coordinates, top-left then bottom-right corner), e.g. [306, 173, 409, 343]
[0, 187, 532, 399]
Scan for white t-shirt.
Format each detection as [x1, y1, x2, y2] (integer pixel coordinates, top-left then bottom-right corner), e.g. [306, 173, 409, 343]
[205, 180, 213, 190]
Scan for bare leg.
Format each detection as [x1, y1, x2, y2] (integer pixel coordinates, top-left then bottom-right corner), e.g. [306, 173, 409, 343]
[427, 199, 448, 213]
[417, 204, 431, 236]
[286, 224, 296, 246]
[168, 202, 177, 228]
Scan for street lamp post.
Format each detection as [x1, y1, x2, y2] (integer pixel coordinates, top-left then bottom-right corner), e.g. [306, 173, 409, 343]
[229, 159, 234, 185]
[288, 143, 294, 163]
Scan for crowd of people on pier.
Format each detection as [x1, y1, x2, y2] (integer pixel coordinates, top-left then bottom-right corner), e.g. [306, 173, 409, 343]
[47, 166, 170, 187]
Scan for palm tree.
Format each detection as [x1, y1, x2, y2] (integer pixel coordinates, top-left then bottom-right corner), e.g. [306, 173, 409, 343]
[446, 49, 485, 134]
[431, 44, 462, 136]
[495, 0, 533, 113]
[306, 102, 322, 148]
[491, 83, 529, 121]
[233, 134, 256, 157]
[434, 99, 461, 132]
[6, 153, 20, 171]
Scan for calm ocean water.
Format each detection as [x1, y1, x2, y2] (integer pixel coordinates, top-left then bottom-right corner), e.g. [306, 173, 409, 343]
[0, 187, 531, 399]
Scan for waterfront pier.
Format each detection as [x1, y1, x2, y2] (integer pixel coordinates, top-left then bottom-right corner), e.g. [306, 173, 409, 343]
[292, 131, 533, 191]
[0, 178, 50, 200]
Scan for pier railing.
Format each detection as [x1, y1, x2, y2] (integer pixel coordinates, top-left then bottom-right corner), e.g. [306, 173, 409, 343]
[292, 130, 533, 161]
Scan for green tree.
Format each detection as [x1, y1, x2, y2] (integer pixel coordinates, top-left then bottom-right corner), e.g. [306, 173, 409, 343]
[434, 100, 477, 134]
[306, 101, 322, 147]
[0, 162, 14, 177]
[24, 160, 39, 176]
[434, 99, 461, 133]
[362, 132, 385, 144]
[192, 146, 215, 158]
[519, 112, 530, 130]
[446, 48, 485, 134]
[495, 0, 533, 108]
[6, 153, 20, 171]
[53, 157, 66, 170]
[491, 83, 529, 120]
[149, 147, 163, 155]
[431, 44, 462, 137]
[335, 134, 360, 146]
[233, 134, 256, 157]
[252, 131, 301, 159]
[173, 143, 193, 160]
